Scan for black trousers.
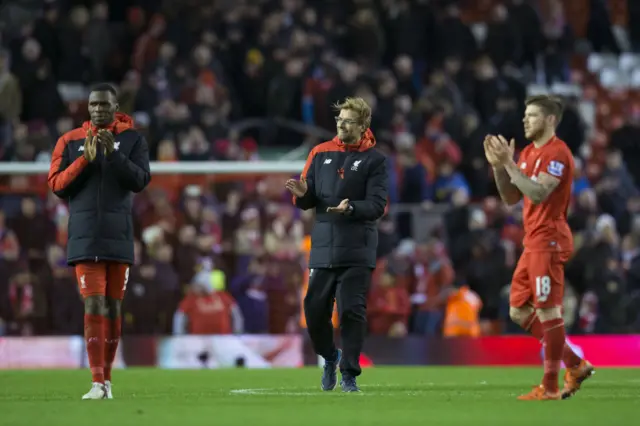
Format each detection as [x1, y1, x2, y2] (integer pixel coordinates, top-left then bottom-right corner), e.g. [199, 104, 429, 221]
[304, 266, 372, 377]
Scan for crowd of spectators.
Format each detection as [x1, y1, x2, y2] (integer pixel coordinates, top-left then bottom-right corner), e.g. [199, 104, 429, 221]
[1, 0, 640, 338]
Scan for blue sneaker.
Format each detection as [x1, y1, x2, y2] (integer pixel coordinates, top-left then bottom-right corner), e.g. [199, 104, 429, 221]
[340, 374, 361, 393]
[321, 349, 341, 391]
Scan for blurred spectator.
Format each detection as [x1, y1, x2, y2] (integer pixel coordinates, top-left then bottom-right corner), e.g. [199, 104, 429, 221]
[436, 3, 477, 62]
[348, 8, 385, 68]
[122, 241, 164, 335]
[508, 0, 543, 70]
[463, 209, 508, 323]
[229, 257, 269, 334]
[567, 214, 620, 297]
[265, 260, 301, 334]
[234, 206, 264, 271]
[541, 0, 573, 84]
[368, 269, 410, 337]
[0, 49, 22, 155]
[433, 160, 470, 203]
[610, 104, 640, 186]
[0, 0, 640, 336]
[556, 98, 585, 154]
[569, 188, 598, 234]
[10, 197, 53, 272]
[571, 157, 591, 198]
[264, 205, 303, 258]
[596, 148, 638, 221]
[172, 271, 243, 335]
[485, 4, 520, 69]
[47, 244, 83, 335]
[148, 242, 180, 333]
[173, 224, 200, 286]
[442, 285, 482, 338]
[14, 38, 65, 123]
[0, 210, 20, 265]
[458, 112, 490, 197]
[6, 270, 47, 336]
[586, 0, 620, 54]
[409, 239, 455, 336]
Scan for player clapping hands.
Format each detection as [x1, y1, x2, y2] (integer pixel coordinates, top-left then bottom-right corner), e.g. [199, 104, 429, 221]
[97, 129, 116, 155]
[484, 134, 515, 167]
[84, 130, 97, 162]
[83, 129, 116, 161]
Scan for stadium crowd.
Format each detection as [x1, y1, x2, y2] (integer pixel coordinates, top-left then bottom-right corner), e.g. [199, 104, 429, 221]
[1, 0, 640, 338]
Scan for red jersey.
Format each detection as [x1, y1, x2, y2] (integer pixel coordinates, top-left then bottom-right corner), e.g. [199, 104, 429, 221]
[517, 136, 574, 252]
[178, 291, 236, 334]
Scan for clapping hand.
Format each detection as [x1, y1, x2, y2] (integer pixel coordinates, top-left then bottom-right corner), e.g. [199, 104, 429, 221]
[485, 134, 515, 166]
[483, 135, 500, 167]
[84, 130, 97, 162]
[285, 178, 308, 197]
[97, 129, 115, 155]
[327, 198, 350, 214]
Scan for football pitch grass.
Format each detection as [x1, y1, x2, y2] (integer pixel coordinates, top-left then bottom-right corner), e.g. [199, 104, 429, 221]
[1, 367, 639, 426]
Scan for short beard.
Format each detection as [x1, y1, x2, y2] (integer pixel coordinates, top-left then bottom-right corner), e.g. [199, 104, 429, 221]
[341, 131, 363, 144]
[527, 127, 545, 142]
[342, 135, 357, 144]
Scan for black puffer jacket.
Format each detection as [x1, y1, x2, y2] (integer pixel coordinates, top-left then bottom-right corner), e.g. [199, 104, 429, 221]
[48, 113, 151, 265]
[293, 129, 388, 269]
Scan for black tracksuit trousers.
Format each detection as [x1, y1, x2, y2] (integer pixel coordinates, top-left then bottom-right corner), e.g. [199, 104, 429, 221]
[303, 266, 372, 377]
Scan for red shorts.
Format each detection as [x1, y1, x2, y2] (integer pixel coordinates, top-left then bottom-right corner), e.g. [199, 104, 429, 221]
[509, 251, 571, 309]
[75, 261, 130, 299]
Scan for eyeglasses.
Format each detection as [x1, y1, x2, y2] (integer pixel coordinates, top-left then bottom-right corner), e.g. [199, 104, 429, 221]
[335, 117, 358, 125]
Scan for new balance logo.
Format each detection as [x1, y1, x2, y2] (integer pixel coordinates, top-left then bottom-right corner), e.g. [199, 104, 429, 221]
[80, 275, 86, 289]
[324, 159, 332, 164]
[78, 145, 84, 152]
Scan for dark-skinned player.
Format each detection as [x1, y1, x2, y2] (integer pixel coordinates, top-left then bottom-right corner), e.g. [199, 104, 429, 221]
[48, 83, 151, 399]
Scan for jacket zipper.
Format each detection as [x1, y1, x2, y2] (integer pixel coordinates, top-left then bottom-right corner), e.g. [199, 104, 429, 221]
[330, 209, 334, 268]
[329, 153, 352, 268]
[96, 159, 104, 263]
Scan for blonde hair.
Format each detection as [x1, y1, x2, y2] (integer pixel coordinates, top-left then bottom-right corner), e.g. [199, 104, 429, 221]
[333, 97, 372, 128]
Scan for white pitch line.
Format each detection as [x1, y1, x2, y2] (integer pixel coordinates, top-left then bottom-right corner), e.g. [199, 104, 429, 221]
[230, 389, 319, 396]
[229, 383, 436, 396]
[229, 379, 640, 397]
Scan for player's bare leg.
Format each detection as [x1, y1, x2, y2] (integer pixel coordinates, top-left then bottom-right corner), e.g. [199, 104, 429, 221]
[509, 305, 536, 333]
[523, 306, 565, 399]
[103, 296, 122, 399]
[82, 295, 107, 400]
[509, 305, 561, 401]
[510, 305, 593, 399]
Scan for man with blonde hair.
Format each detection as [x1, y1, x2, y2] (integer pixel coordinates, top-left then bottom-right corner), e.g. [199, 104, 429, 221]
[286, 97, 388, 392]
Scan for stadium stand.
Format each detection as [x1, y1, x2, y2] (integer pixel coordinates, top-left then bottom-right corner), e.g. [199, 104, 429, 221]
[1, 0, 639, 338]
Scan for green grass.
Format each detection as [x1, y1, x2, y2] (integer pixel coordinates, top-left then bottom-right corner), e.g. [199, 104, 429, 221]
[1, 367, 639, 426]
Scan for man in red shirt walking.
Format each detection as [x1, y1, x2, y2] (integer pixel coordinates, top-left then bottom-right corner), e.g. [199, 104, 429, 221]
[485, 95, 594, 400]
